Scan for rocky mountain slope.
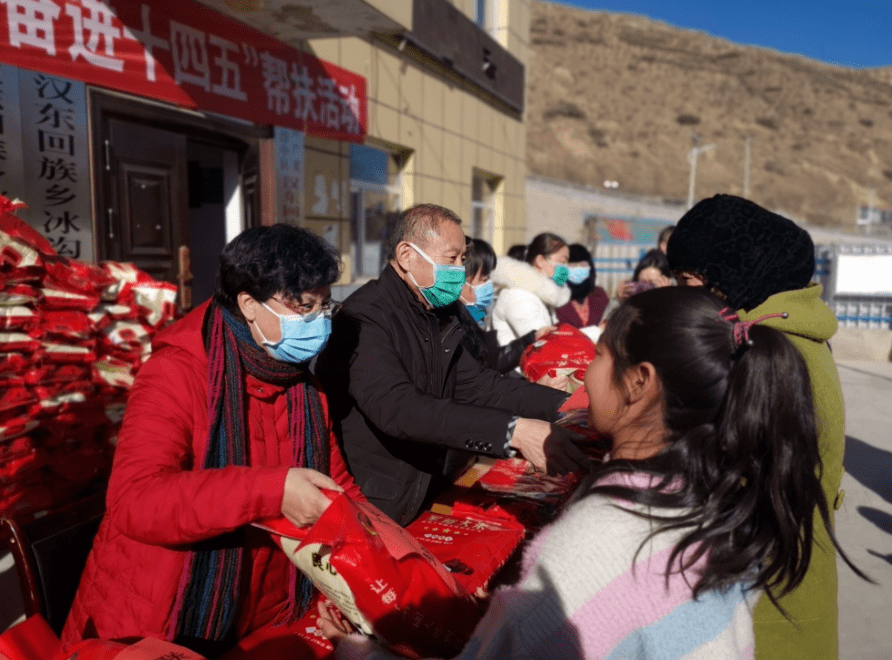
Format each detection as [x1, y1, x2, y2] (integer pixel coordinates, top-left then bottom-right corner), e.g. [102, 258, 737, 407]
[527, 0, 892, 228]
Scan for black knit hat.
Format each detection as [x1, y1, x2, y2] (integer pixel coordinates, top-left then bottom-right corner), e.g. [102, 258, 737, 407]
[666, 195, 815, 311]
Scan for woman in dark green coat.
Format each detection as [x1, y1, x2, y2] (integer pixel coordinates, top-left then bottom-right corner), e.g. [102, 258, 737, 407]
[667, 194, 847, 660]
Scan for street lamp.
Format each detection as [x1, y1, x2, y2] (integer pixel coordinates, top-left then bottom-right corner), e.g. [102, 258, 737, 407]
[687, 142, 718, 210]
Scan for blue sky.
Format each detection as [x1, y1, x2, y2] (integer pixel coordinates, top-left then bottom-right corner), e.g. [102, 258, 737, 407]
[560, 1, 892, 69]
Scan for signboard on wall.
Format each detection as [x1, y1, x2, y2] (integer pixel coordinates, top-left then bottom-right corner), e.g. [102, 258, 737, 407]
[0, 64, 92, 260]
[0, 0, 367, 142]
[274, 126, 303, 225]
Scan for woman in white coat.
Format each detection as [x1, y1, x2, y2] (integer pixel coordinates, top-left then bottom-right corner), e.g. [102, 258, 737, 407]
[491, 233, 571, 346]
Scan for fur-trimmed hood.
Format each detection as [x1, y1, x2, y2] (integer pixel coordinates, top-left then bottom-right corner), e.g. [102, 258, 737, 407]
[491, 256, 571, 309]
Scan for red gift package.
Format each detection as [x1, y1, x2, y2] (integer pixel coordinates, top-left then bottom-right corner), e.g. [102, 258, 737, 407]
[257, 494, 478, 659]
[519, 323, 595, 385]
[406, 511, 524, 593]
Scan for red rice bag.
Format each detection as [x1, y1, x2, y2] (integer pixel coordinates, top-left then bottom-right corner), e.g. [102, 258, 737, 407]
[258, 493, 478, 658]
[0, 331, 41, 353]
[0, 419, 39, 442]
[0, 283, 40, 306]
[24, 364, 91, 386]
[100, 261, 154, 301]
[92, 355, 136, 390]
[31, 391, 88, 418]
[0, 386, 38, 417]
[0, 447, 47, 485]
[218, 593, 334, 660]
[476, 457, 581, 503]
[0, 203, 55, 256]
[40, 287, 100, 311]
[0, 352, 31, 373]
[36, 342, 97, 364]
[406, 511, 524, 593]
[0, 305, 38, 331]
[0, 233, 45, 282]
[40, 310, 93, 340]
[42, 254, 115, 296]
[102, 319, 150, 351]
[126, 281, 178, 328]
[519, 323, 595, 384]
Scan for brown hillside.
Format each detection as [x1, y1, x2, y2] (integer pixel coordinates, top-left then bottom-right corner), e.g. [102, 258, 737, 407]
[527, 0, 892, 228]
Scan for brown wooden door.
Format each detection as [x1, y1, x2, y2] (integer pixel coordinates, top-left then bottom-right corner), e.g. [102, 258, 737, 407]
[99, 118, 189, 287]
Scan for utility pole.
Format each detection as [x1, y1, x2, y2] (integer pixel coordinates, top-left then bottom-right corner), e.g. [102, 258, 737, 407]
[743, 134, 752, 199]
[687, 141, 718, 210]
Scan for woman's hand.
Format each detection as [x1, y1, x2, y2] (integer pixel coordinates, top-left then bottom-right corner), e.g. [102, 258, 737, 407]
[317, 599, 354, 643]
[281, 468, 343, 527]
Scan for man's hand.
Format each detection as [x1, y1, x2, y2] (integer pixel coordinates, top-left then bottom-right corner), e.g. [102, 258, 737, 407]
[317, 599, 354, 643]
[509, 418, 591, 475]
[536, 372, 570, 391]
[534, 325, 557, 341]
[281, 468, 343, 527]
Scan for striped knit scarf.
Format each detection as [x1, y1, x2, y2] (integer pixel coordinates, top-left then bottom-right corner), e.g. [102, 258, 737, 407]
[170, 303, 330, 643]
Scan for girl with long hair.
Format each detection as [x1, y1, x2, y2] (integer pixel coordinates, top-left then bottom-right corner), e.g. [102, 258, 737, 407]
[320, 286, 867, 659]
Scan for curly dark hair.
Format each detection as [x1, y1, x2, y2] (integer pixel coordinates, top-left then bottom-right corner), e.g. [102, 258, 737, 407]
[588, 287, 868, 610]
[214, 224, 341, 318]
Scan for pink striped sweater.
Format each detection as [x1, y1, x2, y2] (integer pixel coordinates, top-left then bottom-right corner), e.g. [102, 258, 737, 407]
[335, 472, 758, 660]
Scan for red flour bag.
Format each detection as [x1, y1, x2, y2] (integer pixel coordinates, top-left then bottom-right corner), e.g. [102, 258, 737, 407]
[100, 261, 154, 301]
[406, 511, 524, 593]
[0, 199, 54, 256]
[0, 331, 41, 353]
[126, 281, 178, 328]
[0, 232, 45, 283]
[519, 323, 595, 385]
[256, 494, 478, 659]
[40, 287, 100, 311]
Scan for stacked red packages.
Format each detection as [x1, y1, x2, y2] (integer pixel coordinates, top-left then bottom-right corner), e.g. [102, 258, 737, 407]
[519, 323, 596, 389]
[0, 196, 178, 519]
[257, 493, 480, 659]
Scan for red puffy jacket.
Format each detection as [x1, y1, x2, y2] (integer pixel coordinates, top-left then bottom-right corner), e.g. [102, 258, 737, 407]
[62, 301, 362, 648]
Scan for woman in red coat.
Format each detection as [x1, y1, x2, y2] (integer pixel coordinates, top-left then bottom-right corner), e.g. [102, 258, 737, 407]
[62, 225, 362, 657]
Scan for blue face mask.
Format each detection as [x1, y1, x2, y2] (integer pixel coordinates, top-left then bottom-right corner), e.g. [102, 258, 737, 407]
[567, 266, 591, 285]
[463, 280, 494, 328]
[256, 301, 332, 363]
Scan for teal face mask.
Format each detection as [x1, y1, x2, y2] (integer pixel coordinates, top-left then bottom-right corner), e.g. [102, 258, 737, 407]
[552, 264, 569, 286]
[407, 243, 466, 308]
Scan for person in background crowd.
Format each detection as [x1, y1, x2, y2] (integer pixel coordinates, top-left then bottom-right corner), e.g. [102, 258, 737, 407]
[667, 193, 846, 660]
[490, 233, 571, 346]
[317, 205, 588, 527]
[506, 244, 527, 261]
[631, 248, 673, 289]
[657, 224, 675, 253]
[603, 248, 674, 321]
[319, 286, 866, 660]
[555, 243, 609, 329]
[62, 225, 363, 657]
[457, 237, 554, 374]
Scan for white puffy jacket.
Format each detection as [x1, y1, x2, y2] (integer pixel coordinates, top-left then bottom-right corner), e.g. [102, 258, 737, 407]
[490, 257, 570, 346]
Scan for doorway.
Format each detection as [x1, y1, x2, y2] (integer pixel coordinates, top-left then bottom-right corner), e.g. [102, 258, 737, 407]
[91, 92, 266, 309]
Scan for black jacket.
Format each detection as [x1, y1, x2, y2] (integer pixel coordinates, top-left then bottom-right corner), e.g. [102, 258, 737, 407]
[317, 265, 566, 525]
[455, 304, 537, 374]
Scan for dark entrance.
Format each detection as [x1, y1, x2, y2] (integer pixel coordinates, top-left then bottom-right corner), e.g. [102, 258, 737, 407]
[91, 92, 267, 309]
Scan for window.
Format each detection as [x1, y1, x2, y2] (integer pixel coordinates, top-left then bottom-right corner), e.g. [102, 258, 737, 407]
[350, 145, 403, 280]
[471, 172, 499, 245]
[475, 0, 498, 35]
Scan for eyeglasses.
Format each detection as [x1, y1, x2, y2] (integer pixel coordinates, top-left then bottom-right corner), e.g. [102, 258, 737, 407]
[269, 296, 339, 321]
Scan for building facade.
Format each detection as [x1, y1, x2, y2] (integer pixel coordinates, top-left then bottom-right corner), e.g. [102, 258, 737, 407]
[0, 0, 530, 304]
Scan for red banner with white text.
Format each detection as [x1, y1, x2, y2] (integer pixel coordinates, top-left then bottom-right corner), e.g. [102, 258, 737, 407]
[0, 0, 367, 142]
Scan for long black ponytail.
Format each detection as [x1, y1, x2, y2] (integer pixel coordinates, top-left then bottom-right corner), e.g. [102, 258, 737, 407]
[587, 287, 868, 607]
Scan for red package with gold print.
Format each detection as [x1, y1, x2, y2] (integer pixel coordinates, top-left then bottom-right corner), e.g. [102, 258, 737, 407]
[256, 493, 478, 659]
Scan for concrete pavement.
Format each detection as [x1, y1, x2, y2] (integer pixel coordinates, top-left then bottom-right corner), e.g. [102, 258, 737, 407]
[835, 360, 892, 660]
